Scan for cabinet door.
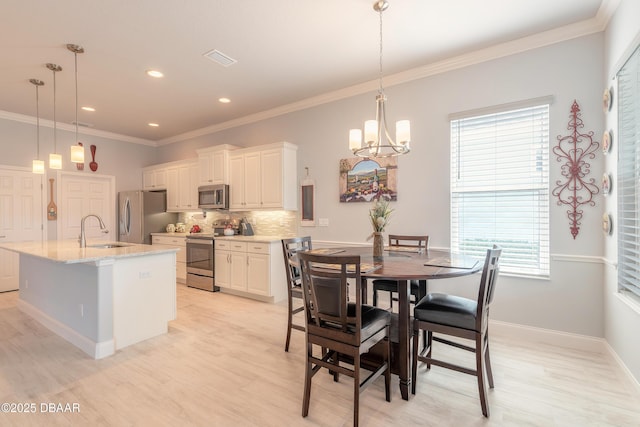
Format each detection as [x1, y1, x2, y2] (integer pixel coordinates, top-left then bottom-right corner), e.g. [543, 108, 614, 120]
[246, 253, 270, 296]
[229, 252, 247, 291]
[154, 169, 167, 189]
[260, 148, 283, 208]
[211, 151, 226, 184]
[229, 155, 245, 209]
[142, 169, 155, 190]
[166, 168, 180, 212]
[244, 152, 261, 208]
[143, 168, 167, 190]
[214, 250, 231, 288]
[198, 154, 213, 186]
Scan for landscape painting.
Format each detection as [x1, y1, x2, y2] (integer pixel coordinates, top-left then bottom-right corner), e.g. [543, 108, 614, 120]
[339, 157, 397, 203]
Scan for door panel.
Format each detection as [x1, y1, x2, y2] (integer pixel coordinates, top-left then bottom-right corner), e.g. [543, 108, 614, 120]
[0, 167, 43, 292]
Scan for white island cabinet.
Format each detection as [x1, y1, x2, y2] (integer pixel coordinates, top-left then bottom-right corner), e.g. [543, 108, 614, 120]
[0, 240, 178, 359]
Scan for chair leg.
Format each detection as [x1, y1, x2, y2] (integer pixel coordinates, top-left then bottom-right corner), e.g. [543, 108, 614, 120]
[302, 341, 313, 417]
[373, 287, 378, 307]
[285, 295, 293, 352]
[353, 352, 360, 427]
[332, 351, 340, 382]
[485, 333, 494, 389]
[411, 326, 419, 395]
[426, 331, 433, 369]
[388, 291, 394, 311]
[384, 335, 391, 402]
[476, 334, 490, 417]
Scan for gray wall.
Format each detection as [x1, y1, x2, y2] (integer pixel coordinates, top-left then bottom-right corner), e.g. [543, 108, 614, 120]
[158, 34, 607, 339]
[603, 0, 640, 386]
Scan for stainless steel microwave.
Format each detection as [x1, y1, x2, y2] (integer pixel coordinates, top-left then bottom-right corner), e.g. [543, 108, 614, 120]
[198, 184, 229, 209]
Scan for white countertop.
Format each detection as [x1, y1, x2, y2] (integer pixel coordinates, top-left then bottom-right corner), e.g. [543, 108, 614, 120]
[0, 240, 179, 264]
[150, 232, 290, 243]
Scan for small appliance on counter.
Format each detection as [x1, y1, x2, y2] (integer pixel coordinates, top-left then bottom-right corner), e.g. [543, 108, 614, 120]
[239, 217, 254, 236]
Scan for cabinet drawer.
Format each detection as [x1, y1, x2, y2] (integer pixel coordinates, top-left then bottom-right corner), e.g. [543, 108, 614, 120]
[152, 235, 186, 246]
[215, 240, 248, 252]
[247, 242, 270, 254]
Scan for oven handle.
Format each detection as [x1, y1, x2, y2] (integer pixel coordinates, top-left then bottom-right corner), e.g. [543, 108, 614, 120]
[186, 238, 214, 245]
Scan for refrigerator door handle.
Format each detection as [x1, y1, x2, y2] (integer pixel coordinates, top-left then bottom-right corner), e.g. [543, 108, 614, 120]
[124, 197, 131, 236]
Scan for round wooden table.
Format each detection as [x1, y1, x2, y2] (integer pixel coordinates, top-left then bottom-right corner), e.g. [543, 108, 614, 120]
[316, 246, 483, 400]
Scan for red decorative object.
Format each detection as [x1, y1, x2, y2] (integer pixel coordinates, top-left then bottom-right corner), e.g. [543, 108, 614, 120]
[552, 100, 600, 239]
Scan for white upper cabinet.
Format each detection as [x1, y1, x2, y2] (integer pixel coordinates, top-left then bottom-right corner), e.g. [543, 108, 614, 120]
[229, 142, 297, 211]
[142, 165, 167, 190]
[167, 161, 198, 212]
[196, 144, 238, 186]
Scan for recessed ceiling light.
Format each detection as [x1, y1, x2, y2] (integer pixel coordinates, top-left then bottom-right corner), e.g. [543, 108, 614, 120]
[81, 106, 95, 112]
[146, 70, 164, 78]
[218, 97, 231, 104]
[148, 123, 159, 127]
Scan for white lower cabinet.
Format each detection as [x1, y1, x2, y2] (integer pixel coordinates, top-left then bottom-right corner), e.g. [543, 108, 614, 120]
[152, 235, 186, 283]
[215, 239, 286, 302]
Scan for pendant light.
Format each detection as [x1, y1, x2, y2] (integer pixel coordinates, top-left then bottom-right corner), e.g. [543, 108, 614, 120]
[46, 63, 63, 169]
[349, 1, 411, 158]
[30, 78, 45, 174]
[67, 44, 85, 164]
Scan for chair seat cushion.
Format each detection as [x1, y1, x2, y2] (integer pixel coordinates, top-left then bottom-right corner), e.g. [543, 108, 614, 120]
[414, 293, 478, 331]
[355, 304, 391, 342]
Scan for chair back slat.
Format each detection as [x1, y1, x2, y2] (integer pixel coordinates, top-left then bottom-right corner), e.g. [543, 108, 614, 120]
[281, 236, 312, 289]
[298, 252, 362, 342]
[389, 234, 429, 249]
[476, 245, 502, 332]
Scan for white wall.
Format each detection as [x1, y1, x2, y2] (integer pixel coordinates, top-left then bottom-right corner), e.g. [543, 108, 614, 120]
[603, 0, 640, 383]
[158, 34, 607, 338]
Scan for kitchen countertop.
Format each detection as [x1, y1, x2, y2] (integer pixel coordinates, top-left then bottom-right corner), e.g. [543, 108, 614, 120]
[0, 240, 178, 264]
[151, 232, 291, 243]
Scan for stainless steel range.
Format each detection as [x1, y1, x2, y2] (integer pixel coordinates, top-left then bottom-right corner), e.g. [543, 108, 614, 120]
[186, 234, 219, 292]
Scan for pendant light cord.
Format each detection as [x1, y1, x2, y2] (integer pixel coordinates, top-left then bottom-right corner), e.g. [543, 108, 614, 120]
[36, 84, 40, 159]
[378, 5, 384, 95]
[74, 51, 79, 142]
[52, 68, 57, 153]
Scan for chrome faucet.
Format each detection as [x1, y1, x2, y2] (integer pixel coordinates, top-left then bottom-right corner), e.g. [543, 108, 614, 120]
[79, 214, 109, 248]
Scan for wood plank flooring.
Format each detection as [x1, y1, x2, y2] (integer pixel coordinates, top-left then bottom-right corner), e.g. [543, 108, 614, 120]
[1, 284, 639, 426]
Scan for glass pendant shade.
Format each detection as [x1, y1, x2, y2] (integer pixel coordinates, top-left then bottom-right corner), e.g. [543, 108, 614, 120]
[49, 153, 62, 169]
[70, 145, 84, 163]
[32, 160, 45, 174]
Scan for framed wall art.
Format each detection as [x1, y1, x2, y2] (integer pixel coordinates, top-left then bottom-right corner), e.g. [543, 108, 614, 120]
[339, 157, 397, 203]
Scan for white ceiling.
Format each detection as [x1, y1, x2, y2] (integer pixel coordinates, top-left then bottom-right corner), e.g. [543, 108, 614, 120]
[1, 0, 611, 145]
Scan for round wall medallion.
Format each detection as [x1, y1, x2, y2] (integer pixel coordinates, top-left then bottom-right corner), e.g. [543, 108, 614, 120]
[602, 173, 612, 195]
[603, 87, 613, 112]
[602, 130, 613, 154]
[603, 213, 613, 235]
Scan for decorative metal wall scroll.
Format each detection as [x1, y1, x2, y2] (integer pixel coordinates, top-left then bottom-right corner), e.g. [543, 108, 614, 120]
[552, 100, 600, 239]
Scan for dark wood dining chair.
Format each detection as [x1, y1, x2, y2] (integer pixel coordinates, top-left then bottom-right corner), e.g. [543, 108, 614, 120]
[281, 236, 312, 352]
[372, 234, 429, 310]
[298, 251, 391, 427]
[411, 246, 502, 417]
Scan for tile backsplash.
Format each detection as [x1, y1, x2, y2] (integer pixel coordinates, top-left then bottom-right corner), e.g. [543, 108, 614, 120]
[178, 210, 297, 237]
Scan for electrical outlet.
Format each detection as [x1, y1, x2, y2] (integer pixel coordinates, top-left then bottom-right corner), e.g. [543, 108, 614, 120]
[25, 280, 28, 289]
[319, 218, 329, 227]
[139, 271, 151, 279]
[79, 304, 84, 318]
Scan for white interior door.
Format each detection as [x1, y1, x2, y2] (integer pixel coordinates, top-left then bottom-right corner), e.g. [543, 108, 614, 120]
[0, 166, 44, 292]
[56, 171, 116, 242]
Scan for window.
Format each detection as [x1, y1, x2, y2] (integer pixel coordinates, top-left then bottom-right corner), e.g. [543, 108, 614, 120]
[617, 44, 640, 298]
[450, 100, 550, 277]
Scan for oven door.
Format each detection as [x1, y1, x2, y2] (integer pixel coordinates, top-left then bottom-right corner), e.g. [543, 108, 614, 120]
[186, 238, 217, 291]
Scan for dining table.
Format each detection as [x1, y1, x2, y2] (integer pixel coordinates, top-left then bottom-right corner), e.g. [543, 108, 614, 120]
[309, 245, 483, 401]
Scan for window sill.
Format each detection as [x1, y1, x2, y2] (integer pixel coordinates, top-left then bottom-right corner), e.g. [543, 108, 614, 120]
[616, 290, 640, 316]
[500, 272, 550, 281]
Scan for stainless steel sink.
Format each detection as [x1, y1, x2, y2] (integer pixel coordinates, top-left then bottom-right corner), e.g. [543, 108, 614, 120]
[88, 243, 132, 249]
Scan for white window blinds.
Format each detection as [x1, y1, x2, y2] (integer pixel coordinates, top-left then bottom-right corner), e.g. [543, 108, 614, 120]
[451, 102, 550, 276]
[617, 44, 640, 298]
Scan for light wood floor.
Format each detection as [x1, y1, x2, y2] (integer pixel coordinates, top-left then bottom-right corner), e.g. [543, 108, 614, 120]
[1, 284, 639, 426]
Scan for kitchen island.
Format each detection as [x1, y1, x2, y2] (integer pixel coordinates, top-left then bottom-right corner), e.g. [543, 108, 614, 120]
[0, 240, 178, 359]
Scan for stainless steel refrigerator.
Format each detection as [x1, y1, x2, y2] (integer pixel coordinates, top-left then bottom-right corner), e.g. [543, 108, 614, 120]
[118, 191, 178, 244]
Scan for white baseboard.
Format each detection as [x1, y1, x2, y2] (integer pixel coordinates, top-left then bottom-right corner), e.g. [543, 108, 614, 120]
[490, 319, 606, 353]
[17, 299, 115, 359]
[490, 319, 640, 394]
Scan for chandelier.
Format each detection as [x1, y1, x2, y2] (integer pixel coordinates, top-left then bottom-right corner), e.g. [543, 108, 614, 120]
[349, 0, 410, 158]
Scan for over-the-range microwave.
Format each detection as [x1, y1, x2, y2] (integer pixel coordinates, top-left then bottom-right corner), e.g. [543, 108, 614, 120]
[198, 184, 229, 210]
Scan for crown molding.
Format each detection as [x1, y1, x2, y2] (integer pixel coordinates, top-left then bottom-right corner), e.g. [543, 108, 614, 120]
[161, 10, 611, 146]
[0, 110, 157, 147]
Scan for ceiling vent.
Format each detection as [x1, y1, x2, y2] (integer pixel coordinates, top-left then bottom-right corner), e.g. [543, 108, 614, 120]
[72, 121, 93, 128]
[203, 49, 237, 67]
